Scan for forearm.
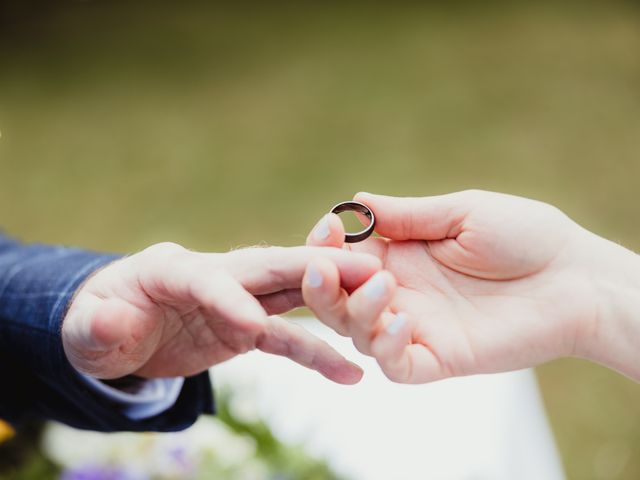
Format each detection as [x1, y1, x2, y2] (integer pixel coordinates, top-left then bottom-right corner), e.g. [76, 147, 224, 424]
[575, 230, 640, 380]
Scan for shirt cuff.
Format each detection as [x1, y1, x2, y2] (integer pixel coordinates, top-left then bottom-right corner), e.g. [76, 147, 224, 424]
[80, 374, 185, 420]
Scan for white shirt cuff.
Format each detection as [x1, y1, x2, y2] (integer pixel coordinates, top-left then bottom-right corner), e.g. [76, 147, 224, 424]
[80, 374, 185, 420]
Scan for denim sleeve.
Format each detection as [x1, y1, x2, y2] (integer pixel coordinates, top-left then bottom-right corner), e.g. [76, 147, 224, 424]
[0, 234, 214, 432]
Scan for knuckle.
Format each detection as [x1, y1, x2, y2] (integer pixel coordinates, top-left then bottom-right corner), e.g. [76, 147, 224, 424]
[402, 208, 415, 238]
[231, 326, 263, 355]
[265, 264, 288, 290]
[460, 189, 487, 200]
[144, 241, 187, 257]
[224, 245, 281, 280]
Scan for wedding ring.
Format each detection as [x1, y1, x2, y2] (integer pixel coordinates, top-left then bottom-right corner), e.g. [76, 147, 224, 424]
[330, 201, 376, 243]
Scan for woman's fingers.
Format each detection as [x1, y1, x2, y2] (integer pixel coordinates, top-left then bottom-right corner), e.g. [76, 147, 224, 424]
[371, 312, 444, 384]
[256, 316, 363, 385]
[302, 257, 350, 336]
[304, 212, 397, 353]
[303, 257, 396, 353]
[344, 271, 396, 354]
[306, 213, 346, 248]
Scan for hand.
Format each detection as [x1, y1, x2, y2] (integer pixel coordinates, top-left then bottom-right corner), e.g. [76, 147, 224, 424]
[303, 190, 633, 383]
[62, 242, 381, 384]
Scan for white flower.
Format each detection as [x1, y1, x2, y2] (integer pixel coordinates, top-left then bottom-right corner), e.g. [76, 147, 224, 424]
[42, 416, 256, 476]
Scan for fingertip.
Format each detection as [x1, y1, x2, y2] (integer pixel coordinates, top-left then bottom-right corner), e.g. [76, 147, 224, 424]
[354, 190, 386, 210]
[353, 191, 373, 202]
[304, 256, 340, 290]
[327, 212, 346, 241]
[312, 214, 331, 241]
[383, 270, 398, 291]
[307, 213, 346, 247]
[385, 311, 408, 335]
[322, 360, 364, 385]
[342, 362, 365, 384]
[371, 312, 412, 357]
[360, 270, 396, 301]
[343, 271, 396, 347]
[305, 261, 325, 289]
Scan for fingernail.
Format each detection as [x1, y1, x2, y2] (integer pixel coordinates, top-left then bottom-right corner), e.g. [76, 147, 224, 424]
[307, 265, 323, 288]
[313, 215, 331, 240]
[386, 313, 407, 335]
[363, 272, 387, 299]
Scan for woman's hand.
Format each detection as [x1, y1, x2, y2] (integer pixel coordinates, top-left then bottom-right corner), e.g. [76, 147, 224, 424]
[62, 242, 381, 383]
[303, 190, 640, 383]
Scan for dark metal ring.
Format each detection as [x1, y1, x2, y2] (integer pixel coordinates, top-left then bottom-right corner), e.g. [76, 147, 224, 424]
[330, 201, 376, 243]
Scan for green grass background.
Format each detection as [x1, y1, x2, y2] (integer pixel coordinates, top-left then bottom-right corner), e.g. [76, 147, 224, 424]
[1, 1, 639, 478]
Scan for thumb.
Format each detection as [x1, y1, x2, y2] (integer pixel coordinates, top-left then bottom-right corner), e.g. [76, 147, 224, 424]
[306, 213, 345, 248]
[62, 298, 150, 378]
[354, 191, 472, 241]
[87, 299, 140, 351]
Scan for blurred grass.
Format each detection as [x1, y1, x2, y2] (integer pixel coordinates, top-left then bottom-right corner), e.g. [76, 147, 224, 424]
[1, 1, 639, 478]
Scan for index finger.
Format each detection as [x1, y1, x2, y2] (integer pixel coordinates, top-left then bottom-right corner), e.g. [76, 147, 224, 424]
[223, 246, 382, 295]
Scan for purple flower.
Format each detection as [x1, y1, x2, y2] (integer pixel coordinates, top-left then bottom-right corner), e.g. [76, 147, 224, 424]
[167, 445, 192, 471]
[60, 464, 148, 480]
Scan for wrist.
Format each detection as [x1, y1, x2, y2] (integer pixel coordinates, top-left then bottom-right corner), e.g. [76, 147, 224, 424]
[575, 230, 640, 380]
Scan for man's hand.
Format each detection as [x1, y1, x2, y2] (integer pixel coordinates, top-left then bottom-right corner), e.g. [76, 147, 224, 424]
[62, 242, 381, 384]
[303, 190, 619, 383]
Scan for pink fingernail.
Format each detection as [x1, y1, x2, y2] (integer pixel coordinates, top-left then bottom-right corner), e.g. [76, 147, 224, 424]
[363, 273, 386, 299]
[313, 215, 331, 240]
[307, 265, 323, 288]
